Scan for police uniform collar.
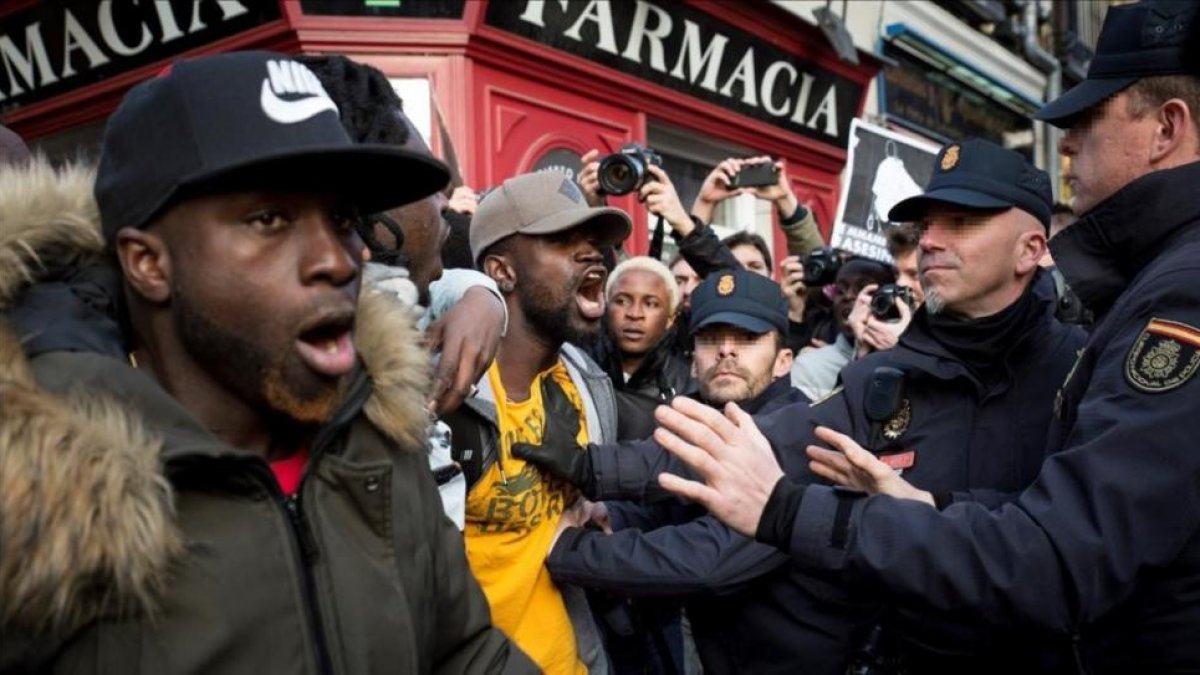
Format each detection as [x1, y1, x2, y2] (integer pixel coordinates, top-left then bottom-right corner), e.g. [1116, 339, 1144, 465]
[1051, 160, 1200, 317]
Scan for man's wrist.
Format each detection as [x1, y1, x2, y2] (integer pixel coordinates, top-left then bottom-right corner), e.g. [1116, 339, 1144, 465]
[755, 477, 805, 549]
[777, 198, 806, 225]
[691, 200, 715, 226]
[670, 211, 696, 237]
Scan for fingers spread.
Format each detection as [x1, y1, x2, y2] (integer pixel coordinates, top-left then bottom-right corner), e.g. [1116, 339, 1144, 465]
[661, 396, 743, 449]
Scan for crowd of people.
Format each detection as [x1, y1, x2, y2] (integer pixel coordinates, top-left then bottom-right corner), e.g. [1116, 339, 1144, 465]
[0, 1, 1198, 673]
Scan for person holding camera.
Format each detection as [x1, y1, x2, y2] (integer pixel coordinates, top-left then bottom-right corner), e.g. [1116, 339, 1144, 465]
[845, 224, 924, 358]
[789, 258, 896, 401]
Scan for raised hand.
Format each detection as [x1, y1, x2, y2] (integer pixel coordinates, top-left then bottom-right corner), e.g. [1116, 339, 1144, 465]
[805, 426, 934, 505]
[653, 397, 784, 537]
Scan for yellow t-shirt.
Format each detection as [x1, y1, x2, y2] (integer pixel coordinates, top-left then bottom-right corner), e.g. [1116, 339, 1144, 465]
[464, 361, 589, 675]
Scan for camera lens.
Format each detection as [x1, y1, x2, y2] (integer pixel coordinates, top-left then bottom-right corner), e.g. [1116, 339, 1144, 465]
[870, 291, 891, 316]
[598, 155, 643, 195]
[803, 261, 824, 286]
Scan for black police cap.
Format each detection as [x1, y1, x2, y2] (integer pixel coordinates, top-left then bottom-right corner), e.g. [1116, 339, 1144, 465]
[689, 268, 789, 337]
[888, 138, 1053, 227]
[1036, 0, 1197, 126]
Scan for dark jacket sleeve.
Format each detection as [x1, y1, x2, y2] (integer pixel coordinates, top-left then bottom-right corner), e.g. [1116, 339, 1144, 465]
[547, 515, 790, 596]
[779, 204, 825, 258]
[587, 437, 696, 503]
[674, 217, 741, 278]
[604, 499, 696, 532]
[783, 282, 1200, 632]
[943, 489, 1021, 510]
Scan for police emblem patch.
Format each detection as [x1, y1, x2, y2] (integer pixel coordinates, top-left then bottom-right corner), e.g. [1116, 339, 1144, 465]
[1125, 318, 1200, 393]
[717, 274, 735, 296]
[940, 145, 960, 171]
[883, 398, 911, 440]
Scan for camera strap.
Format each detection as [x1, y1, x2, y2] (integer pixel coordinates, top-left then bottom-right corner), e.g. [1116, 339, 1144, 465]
[648, 215, 666, 260]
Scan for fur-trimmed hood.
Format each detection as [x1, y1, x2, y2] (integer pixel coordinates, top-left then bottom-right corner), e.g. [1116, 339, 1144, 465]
[0, 157, 433, 637]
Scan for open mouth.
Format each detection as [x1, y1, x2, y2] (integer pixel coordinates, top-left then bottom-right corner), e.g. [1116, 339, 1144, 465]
[620, 327, 646, 341]
[295, 310, 357, 378]
[576, 266, 607, 320]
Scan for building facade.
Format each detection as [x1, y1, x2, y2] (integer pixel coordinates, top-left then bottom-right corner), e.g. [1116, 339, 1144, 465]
[0, 0, 886, 258]
[772, 0, 1109, 205]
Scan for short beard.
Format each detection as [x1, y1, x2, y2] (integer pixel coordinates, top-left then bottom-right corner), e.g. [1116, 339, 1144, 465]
[173, 285, 342, 427]
[518, 272, 598, 348]
[922, 285, 946, 316]
[698, 360, 755, 406]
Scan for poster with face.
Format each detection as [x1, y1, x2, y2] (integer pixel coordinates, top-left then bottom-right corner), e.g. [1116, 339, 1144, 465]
[831, 119, 939, 262]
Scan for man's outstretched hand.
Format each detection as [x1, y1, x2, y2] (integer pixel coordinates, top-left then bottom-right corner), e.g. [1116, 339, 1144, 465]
[652, 397, 785, 537]
[511, 377, 589, 487]
[806, 427, 934, 506]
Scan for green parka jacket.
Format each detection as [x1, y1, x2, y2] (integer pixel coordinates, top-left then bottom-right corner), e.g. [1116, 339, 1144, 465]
[0, 158, 536, 674]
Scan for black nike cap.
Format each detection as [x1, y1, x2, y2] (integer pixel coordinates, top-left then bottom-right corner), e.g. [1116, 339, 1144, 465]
[95, 51, 450, 240]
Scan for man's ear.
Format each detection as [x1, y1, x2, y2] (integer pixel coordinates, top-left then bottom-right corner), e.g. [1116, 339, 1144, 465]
[772, 347, 794, 377]
[1014, 228, 1048, 277]
[1150, 98, 1196, 165]
[483, 253, 516, 294]
[115, 227, 172, 304]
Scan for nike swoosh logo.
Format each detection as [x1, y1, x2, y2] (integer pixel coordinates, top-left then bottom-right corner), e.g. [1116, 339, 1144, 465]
[259, 80, 338, 124]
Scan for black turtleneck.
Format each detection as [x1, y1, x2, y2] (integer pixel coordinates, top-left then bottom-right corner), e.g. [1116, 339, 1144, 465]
[921, 279, 1043, 385]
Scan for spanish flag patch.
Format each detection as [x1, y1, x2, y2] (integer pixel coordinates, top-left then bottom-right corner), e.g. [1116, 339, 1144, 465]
[1125, 318, 1200, 393]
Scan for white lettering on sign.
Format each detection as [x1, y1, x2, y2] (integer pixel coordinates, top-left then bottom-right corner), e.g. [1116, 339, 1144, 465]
[61, 10, 110, 78]
[0, 0, 250, 102]
[514, 0, 847, 140]
[621, 1, 672, 71]
[0, 22, 58, 98]
[669, 19, 726, 92]
[562, 0, 619, 55]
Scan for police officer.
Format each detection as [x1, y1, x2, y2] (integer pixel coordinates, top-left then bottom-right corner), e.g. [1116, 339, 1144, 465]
[652, 3, 1200, 671]
[791, 139, 1088, 673]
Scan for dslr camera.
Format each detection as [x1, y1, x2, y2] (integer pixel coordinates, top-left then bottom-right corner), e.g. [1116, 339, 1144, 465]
[869, 284, 917, 322]
[597, 143, 663, 196]
[802, 247, 843, 286]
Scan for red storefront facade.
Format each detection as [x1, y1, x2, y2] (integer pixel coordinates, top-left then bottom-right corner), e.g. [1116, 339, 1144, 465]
[0, 0, 879, 259]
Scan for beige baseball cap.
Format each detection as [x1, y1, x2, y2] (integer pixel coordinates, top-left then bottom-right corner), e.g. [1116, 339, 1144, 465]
[470, 170, 632, 263]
